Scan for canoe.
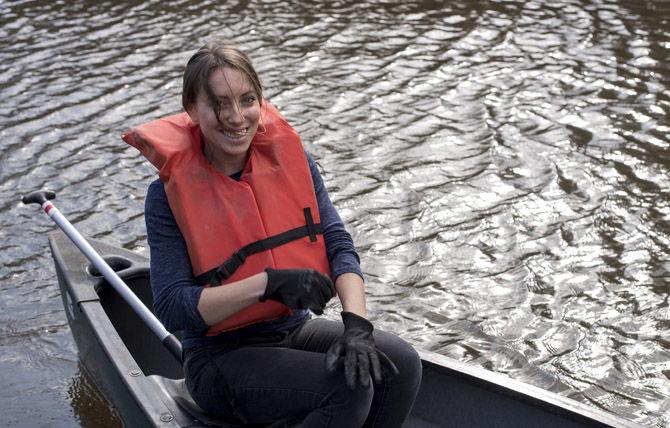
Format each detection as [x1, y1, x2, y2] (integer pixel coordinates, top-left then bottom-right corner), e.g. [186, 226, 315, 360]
[49, 230, 640, 428]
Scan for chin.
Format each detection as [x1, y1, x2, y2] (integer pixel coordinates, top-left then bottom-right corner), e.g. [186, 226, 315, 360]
[225, 140, 252, 155]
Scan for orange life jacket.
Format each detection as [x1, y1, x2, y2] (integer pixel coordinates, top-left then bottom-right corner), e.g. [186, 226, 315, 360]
[123, 102, 331, 335]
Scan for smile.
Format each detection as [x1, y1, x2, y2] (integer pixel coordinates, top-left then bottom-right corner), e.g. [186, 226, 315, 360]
[220, 126, 249, 140]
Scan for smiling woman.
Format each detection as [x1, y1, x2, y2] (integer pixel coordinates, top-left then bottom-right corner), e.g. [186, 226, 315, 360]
[189, 68, 261, 175]
[122, 40, 422, 427]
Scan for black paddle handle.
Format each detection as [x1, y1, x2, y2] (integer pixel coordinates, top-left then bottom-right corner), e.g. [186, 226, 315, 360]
[22, 190, 56, 205]
[162, 334, 183, 364]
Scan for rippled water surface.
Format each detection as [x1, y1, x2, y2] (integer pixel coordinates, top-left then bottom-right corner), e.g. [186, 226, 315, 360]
[1, 0, 669, 426]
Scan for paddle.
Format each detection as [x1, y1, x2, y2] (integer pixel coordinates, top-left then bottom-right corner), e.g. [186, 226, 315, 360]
[22, 190, 183, 364]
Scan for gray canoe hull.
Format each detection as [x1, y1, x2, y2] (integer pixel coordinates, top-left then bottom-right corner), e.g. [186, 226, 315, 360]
[49, 231, 638, 428]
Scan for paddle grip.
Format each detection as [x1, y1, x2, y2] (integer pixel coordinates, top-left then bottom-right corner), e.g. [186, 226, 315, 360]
[22, 190, 56, 206]
[162, 334, 183, 364]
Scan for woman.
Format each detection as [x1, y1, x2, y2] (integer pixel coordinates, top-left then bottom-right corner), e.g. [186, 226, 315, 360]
[123, 40, 421, 427]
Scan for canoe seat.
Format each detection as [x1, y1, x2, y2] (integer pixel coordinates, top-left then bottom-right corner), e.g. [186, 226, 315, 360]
[153, 376, 243, 427]
[154, 376, 305, 427]
[153, 377, 293, 427]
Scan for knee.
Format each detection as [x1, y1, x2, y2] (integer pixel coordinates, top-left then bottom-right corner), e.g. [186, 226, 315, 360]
[377, 333, 423, 390]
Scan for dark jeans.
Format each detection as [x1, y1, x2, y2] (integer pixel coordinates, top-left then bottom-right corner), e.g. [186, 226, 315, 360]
[183, 318, 422, 427]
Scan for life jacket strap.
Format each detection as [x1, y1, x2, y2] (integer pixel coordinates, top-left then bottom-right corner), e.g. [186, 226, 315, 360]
[195, 207, 323, 287]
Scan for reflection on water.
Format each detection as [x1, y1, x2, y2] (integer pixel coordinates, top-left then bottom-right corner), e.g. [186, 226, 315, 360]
[68, 364, 122, 428]
[1, 0, 668, 426]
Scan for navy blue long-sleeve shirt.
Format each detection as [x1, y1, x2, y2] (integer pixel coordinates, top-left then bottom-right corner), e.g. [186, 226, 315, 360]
[145, 152, 362, 350]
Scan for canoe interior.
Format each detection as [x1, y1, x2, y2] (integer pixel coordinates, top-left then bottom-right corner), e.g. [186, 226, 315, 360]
[49, 231, 639, 428]
[96, 269, 183, 380]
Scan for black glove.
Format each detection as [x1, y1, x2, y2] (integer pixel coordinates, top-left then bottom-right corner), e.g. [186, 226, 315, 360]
[260, 268, 335, 315]
[325, 312, 400, 389]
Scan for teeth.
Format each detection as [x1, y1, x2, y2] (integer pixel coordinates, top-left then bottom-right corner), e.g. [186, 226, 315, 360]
[220, 127, 247, 139]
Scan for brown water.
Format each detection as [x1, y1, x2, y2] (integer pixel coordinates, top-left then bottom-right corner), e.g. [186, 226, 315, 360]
[1, 0, 668, 426]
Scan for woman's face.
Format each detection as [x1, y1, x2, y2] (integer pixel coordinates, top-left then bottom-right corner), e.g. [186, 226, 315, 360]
[188, 66, 261, 171]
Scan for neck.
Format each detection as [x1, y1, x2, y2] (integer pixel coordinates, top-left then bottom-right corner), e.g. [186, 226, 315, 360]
[203, 143, 247, 176]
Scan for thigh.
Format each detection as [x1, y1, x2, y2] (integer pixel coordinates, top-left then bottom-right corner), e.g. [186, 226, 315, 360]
[288, 317, 420, 370]
[206, 345, 350, 425]
[285, 317, 344, 353]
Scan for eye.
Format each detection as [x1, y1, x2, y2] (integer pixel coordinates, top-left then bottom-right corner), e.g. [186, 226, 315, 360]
[242, 94, 257, 104]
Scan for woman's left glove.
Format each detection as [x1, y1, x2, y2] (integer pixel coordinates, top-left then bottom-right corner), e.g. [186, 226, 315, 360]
[325, 311, 400, 389]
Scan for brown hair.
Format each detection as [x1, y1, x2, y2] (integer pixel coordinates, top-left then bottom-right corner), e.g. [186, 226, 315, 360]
[182, 41, 263, 113]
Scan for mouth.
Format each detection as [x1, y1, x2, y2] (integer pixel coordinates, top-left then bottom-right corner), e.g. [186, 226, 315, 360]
[219, 125, 250, 140]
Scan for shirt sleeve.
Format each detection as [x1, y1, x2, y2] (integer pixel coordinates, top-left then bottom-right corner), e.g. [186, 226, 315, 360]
[305, 152, 364, 282]
[145, 180, 209, 333]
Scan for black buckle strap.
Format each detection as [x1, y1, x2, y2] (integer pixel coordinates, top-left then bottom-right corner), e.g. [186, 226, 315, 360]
[212, 251, 246, 284]
[196, 208, 322, 287]
[304, 207, 317, 242]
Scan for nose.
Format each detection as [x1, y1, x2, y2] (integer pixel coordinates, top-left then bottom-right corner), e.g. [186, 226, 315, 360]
[222, 103, 244, 126]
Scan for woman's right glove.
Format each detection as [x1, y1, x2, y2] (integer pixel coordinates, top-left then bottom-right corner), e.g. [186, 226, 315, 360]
[260, 268, 336, 315]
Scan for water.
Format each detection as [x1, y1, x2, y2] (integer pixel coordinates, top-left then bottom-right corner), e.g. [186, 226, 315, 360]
[1, 0, 668, 426]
